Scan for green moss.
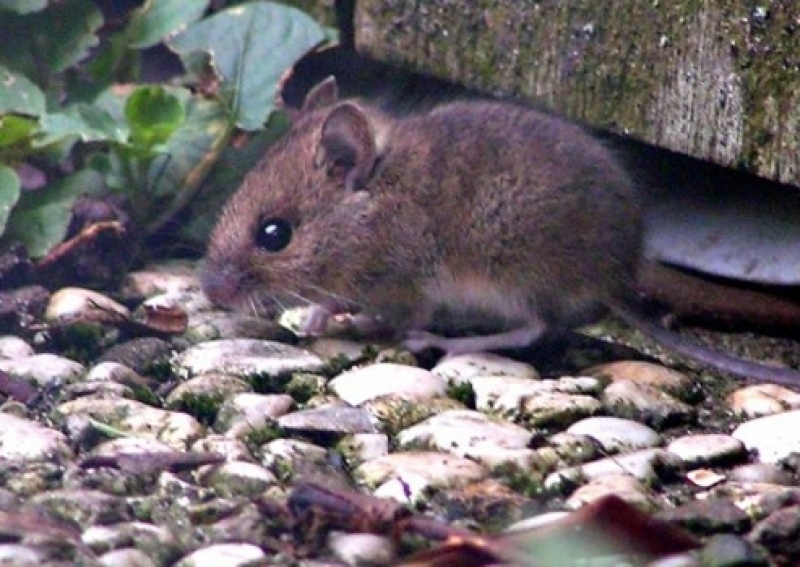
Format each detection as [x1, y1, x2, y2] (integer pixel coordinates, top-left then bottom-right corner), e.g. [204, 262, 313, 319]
[495, 463, 546, 499]
[171, 392, 225, 426]
[322, 352, 356, 376]
[284, 372, 326, 402]
[359, 0, 800, 184]
[51, 323, 108, 363]
[143, 358, 176, 383]
[446, 379, 476, 408]
[245, 372, 292, 395]
[244, 424, 285, 452]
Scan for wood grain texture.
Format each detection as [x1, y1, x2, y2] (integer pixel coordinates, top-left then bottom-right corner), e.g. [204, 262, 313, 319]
[355, 1, 800, 187]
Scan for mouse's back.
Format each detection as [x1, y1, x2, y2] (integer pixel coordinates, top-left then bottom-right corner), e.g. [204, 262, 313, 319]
[380, 101, 643, 331]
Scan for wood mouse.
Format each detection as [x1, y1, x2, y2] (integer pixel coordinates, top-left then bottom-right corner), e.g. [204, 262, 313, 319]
[202, 77, 800, 385]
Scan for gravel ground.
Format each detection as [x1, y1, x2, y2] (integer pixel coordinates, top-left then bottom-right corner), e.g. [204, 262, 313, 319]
[0, 259, 799, 566]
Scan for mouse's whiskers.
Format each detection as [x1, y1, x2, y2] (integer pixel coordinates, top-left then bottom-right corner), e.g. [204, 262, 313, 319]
[302, 283, 363, 311]
[284, 290, 314, 307]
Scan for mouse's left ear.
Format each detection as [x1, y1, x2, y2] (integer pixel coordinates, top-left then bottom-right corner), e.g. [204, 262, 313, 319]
[302, 76, 339, 113]
[314, 102, 376, 192]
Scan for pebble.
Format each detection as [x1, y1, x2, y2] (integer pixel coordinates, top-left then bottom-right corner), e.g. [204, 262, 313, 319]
[749, 504, 800, 560]
[340, 433, 390, 462]
[0, 413, 74, 463]
[0, 335, 34, 359]
[565, 473, 657, 511]
[469, 376, 549, 411]
[728, 463, 795, 486]
[501, 391, 602, 427]
[184, 310, 293, 343]
[567, 416, 660, 453]
[548, 432, 602, 465]
[363, 396, 461, 433]
[258, 438, 329, 475]
[165, 373, 252, 408]
[192, 434, 253, 462]
[44, 287, 130, 323]
[0, 353, 85, 388]
[215, 393, 295, 437]
[710, 481, 800, 522]
[698, 534, 767, 567]
[57, 398, 205, 450]
[119, 260, 201, 298]
[432, 352, 539, 382]
[89, 436, 176, 459]
[666, 434, 747, 467]
[260, 438, 328, 461]
[656, 498, 751, 536]
[727, 383, 800, 418]
[174, 543, 265, 567]
[398, 408, 530, 450]
[732, 409, 800, 464]
[143, 288, 213, 316]
[329, 363, 447, 406]
[83, 522, 179, 564]
[357, 451, 487, 488]
[199, 461, 277, 498]
[329, 532, 395, 566]
[397, 409, 541, 469]
[373, 473, 431, 505]
[176, 339, 324, 377]
[0, 545, 49, 564]
[308, 337, 373, 365]
[99, 548, 157, 567]
[545, 448, 683, 491]
[278, 405, 379, 434]
[26, 488, 132, 528]
[98, 337, 173, 375]
[589, 360, 697, 401]
[602, 379, 694, 429]
[85, 361, 150, 388]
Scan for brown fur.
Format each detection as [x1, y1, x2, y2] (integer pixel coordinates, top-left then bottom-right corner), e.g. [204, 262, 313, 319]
[202, 79, 800, 385]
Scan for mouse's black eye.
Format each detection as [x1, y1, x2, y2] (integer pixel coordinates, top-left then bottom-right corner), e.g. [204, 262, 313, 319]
[255, 218, 292, 252]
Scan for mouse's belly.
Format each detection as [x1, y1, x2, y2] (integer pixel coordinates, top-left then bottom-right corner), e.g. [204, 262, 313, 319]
[418, 267, 608, 334]
[420, 270, 534, 330]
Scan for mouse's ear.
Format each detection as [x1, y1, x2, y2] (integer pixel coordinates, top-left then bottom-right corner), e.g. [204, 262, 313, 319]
[302, 76, 339, 113]
[314, 102, 376, 192]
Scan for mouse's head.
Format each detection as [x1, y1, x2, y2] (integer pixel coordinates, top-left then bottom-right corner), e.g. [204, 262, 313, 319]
[201, 78, 424, 319]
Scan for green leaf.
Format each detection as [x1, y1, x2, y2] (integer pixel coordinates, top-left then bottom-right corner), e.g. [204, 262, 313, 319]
[0, 115, 37, 148]
[37, 104, 128, 148]
[126, 0, 210, 49]
[0, 164, 21, 235]
[146, 94, 229, 200]
[0, 0, 47, 14]
[125, 86, 186, 151]
[3, 168, 104, 257]
[168, 1, 329, 130]
[84, 33, 141, 90]
[181, 110, 289, 246]
[0, 0, 102, 85]
[0, 65, 46, 116]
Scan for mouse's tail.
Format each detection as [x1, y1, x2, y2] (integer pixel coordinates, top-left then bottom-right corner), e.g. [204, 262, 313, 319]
[615, 307, 800, 386]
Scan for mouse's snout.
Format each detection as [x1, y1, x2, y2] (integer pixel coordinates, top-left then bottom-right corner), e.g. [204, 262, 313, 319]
[200, 262, 248, 309]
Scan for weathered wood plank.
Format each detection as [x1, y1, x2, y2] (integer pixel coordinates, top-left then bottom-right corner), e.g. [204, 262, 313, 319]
[356, 1, 800, 187]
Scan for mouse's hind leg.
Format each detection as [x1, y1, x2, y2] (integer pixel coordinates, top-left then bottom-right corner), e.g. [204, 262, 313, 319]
[402, 322, 548, 356]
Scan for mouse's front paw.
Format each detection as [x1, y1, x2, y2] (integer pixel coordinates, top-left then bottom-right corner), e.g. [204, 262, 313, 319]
[298, 305, 334, 336]
[402, 330, 445, 352]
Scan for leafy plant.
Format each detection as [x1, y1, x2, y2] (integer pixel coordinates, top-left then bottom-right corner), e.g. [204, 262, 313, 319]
[0, 0, 331, 263]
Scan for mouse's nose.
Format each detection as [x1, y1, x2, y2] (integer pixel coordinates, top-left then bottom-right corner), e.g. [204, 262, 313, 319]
[200, 263, 246, 309]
